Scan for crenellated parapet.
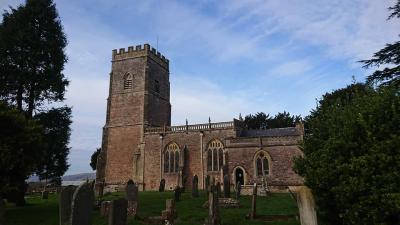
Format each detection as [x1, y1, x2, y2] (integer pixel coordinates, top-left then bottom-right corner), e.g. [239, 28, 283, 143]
[112, 43, 169, 69]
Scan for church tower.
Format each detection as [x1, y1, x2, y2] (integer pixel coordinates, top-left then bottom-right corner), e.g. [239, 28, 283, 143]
[96, 44, 171, 191]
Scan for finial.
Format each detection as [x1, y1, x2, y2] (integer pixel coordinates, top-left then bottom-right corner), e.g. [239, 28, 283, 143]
[239, 113, 243, 121]
[186, 119, 188, 126]
[208, 116, 211, 123]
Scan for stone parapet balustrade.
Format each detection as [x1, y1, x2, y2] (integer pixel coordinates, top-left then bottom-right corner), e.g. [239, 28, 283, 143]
[145, 121, 234, 134]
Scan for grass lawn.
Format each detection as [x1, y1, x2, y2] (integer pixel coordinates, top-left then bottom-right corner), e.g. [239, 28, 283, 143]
[5, 191, 300, 225]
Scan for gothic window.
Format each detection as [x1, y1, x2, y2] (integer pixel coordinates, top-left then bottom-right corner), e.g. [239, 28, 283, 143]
[154, 80, 160, 93]
[124, 73, 133, 89]
[206, 139, 224, 172]
[164, 142, 180, 173]
[255, 151, 270, 177]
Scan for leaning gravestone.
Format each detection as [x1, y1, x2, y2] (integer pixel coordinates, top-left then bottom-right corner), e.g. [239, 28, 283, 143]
[59, 185, 76, 225]
[159, 179, 166, 192]
[108, 198, 128, 225]
[250, 183, 257, 220]
[0, 198, 4, 225]
[205, 181, 221, 225]
[173, 186, 181, 202]
[235, 181, 241, 199]
[192, 175, 199, 197]
[223, 174, 230, 198]
[125, 180, 138, 217]
[205, 175, 210, 194]
[70, 182, 94, 225]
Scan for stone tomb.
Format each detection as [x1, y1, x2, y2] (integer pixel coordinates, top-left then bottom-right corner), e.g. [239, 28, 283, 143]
[125, 180, 139, 217]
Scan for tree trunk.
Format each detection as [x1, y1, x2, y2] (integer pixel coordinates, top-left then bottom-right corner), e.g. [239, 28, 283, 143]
[27, 82, 35, 118]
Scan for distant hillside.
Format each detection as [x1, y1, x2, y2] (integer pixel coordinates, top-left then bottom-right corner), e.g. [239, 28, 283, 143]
[27, 172, 95, 182]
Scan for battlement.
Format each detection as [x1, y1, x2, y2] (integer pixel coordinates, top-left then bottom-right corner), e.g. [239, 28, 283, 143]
[112, 43, 169, 66]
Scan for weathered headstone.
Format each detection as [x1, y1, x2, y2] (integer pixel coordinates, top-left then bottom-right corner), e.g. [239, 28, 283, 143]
[125, 180, 138, 217]
[223, 174, 230, 198]
[259, 176, 269, 196]
[192, 175, 199, 197]
[250, 183, 257, 220]
[70, 182, 94, 225]
[235, 181, 241, 200]
[59, 185, 76, 225]
[100, 201, 111, 217]
[159, 179, 166, 192]
[161, 199, 177, 224]
[173, 186, 181, 202]
[42, 190, 49, 200]
[108, 198, 128, 225]
[205, 175, 210, 194]
[296, 186, 317, 225]
[0, 198, 4, 225]
[205, 180, 221, 225]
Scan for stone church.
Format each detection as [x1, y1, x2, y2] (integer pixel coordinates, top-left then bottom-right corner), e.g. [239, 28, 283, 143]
[95, 44, 304, 194]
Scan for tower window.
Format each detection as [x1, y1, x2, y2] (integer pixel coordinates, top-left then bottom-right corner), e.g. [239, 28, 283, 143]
[124, 73, 133, 89]
[154, 80, 160, 93]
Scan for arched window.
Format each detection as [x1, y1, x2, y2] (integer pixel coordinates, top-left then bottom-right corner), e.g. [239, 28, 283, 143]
[174, 151, 180, 172]
[255, 151, 270, 177]
[124, 73, 133, 89]
[164, 142, 180, 173]
[207, 139, 224, 172]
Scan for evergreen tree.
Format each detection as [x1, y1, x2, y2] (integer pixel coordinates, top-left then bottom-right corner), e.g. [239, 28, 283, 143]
[360, 0, 400, 87]
[34, 107, 71, 184]
[0, 0, 68, 117]
[90, 148, 101, 171]
[294, 84, 400, 224]
[0, 101, 43, 205]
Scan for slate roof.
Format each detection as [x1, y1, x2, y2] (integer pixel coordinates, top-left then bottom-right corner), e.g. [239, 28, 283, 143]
[241, 127, 300, 137]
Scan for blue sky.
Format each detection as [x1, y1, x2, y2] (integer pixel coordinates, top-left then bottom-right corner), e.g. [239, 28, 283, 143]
[1, 0, 399, 175]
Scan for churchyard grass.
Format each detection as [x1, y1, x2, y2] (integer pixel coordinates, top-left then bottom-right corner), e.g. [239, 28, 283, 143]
[5, 191, 299, 225]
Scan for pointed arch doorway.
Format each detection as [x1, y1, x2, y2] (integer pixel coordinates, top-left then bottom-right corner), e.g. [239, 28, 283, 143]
[235, 167, 244, 185]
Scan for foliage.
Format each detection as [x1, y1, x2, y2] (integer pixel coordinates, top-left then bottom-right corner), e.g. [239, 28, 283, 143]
[360, 1, 400, 87]
[90, 148, 101, 171]
[294, 83, 400, 224]
[34, 106, 72, 184]
[0, 101, 43, 205]
[244, 111, 302, 130]
[0, 0, 68, 117]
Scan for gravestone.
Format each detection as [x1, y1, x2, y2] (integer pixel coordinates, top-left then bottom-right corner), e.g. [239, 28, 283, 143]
[250, 183, 257, 220]
[59, 185, 76, 225]
[223, 174, 230, 198]
[159, 179, 166, 192]
[0, 198, 4, 225]
[100, 201, 111, 217]
[108, 198, 128, 225]
[259, 176, 269, 196]
[70, 182, 94, 225]
[235, 181, 241, 200]
[125, 180, 138, 217]
[161, 199, 177, 224]
[205, 182, 221, 225]
[42, 190, 49, 200]
[205, 175, 210, 194]
[192, 175, 199, 197]
[173, 186, 181, 202]
[216, 182, 221, 198]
